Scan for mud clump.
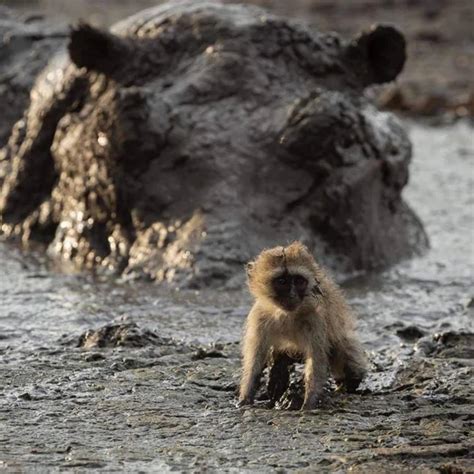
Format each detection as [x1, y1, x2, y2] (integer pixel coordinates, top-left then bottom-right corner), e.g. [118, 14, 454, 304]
[0, 1, 427, 287]
[191, 345, 228, 360]
[432, 332, 474, 359]
[75, 322, 232, 364]
[396, 324, 427, 342]
[76, 322, 171, 349]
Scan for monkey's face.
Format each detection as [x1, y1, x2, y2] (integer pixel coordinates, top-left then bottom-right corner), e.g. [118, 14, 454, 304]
[271, 272, 308, 311]
[247, 242, 320, 310]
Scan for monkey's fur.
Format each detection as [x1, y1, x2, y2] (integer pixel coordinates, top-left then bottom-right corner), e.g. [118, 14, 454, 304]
[239, 241, 367, 410]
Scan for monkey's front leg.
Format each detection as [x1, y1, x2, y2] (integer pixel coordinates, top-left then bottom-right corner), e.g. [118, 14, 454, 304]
[238, 320, 269, 407]
[302, 348, 329, 410]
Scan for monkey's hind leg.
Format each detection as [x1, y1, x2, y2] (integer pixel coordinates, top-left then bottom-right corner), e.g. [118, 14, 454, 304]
[330, 338, 368, 393]
[267, 352, 295, 407]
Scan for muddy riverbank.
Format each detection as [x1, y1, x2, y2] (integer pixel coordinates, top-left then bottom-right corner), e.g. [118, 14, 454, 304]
[1, 121, 472, 471]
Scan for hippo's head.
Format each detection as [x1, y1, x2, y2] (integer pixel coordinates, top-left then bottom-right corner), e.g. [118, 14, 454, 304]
[0, 1, 426, 286]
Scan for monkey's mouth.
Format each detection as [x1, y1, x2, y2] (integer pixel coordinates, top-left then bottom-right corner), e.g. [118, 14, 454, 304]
[276, 298, 301, 311]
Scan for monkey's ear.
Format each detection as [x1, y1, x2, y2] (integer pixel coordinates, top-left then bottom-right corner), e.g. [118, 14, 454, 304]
[245, 262, 255, 279]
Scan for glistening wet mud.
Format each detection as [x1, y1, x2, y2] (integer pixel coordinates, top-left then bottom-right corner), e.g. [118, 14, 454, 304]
[1, 121, 473, 471]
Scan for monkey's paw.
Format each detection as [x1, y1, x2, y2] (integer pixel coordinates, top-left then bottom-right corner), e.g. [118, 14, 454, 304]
[301, 398, 323, 411]
[236, 397, 254, 408]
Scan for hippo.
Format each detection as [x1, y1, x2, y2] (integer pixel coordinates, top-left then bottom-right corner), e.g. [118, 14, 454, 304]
[0, 0, 427, 287]
[0, 7, 67, 149]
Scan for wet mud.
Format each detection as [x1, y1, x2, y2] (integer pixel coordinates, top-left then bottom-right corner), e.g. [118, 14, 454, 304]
[1, 121, 472, 471]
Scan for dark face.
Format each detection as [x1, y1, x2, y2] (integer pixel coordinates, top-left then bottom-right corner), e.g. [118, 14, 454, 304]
[271, 272, 308, 311]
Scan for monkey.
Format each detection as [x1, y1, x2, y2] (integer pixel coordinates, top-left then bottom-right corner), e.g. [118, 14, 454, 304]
[238, 241, 367, 410]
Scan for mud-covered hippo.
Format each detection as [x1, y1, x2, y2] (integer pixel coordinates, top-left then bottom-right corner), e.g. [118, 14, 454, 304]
[0, 7, 67, 148]
[0, 0, 427, 287]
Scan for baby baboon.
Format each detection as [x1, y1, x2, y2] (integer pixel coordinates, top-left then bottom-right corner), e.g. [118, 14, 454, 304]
[239, 241, 367, 410]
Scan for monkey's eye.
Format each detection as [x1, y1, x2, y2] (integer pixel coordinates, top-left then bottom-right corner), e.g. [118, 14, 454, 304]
[275, 276, 288, 285]
[293, 275, 308, 288]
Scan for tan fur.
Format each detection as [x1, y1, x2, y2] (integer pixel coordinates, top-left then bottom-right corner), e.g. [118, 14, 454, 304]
[239, 241, 368, 410]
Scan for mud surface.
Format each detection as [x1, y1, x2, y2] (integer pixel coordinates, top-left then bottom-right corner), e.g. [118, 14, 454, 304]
[1, 122, 472, 471]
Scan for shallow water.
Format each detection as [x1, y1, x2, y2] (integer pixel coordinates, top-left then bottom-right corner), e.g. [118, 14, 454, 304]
[1, 121, 473, 471]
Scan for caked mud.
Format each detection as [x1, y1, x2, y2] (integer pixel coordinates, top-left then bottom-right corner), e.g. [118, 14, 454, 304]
[0, 122, 472, 471]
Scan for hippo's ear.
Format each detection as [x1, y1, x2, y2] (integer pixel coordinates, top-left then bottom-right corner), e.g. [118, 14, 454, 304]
[347, 24, 406, 85]
[68, 22, 131, 75]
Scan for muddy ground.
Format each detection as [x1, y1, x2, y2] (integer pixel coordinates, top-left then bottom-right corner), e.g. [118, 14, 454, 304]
[0, 121, 473, 471]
